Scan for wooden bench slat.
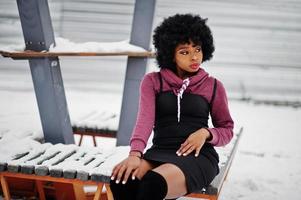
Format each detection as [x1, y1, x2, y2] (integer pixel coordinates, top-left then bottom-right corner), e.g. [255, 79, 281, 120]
[0, 128, 243, 199]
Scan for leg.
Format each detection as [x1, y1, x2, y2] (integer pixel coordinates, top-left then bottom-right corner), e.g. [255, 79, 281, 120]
[35, 180, 46, 200]
[136, 159, 159, 179]
[152, 163, 187, 199]
[78, 134, 83, 146]
[110, 159, 157, 200]
[137, 163, 187, 200]
[0, 175, 11, 200]
[93, 135, 97, 147]
[93, 183, 104, 200]
[105, 183, 114, 200]
[73, 182, 86, 200]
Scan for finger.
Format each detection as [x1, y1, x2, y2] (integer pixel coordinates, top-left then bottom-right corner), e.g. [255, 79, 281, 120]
[122, 167, 133, 184]
[194, 146, 202, 157]
[177, 143, 190, 155]
[116, 165, 126, 184]
[181, 140, 189, 146]
[111, 164, 121, 180]
[179, 143, 194, 155]
[183, 146, 195, 156]
[177, 141, 190, 155]
[195, 140, 205, 157]
[132, 168, 139, 180]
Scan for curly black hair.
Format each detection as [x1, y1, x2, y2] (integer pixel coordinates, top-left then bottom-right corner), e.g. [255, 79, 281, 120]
[153, 14, 215, 71]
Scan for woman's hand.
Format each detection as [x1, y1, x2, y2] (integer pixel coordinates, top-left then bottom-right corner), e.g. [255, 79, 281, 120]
[176, 128, 211, 157]
[111, 152, 141, 184]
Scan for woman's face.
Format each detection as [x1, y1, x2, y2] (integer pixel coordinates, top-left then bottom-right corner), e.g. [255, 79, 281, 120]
[174, 42, 203, 79]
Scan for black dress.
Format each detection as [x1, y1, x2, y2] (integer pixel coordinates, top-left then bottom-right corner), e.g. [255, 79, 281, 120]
[143, 73, 219, 193]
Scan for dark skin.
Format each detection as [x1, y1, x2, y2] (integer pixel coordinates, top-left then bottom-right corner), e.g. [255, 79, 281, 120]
[174, 41, 211, 157]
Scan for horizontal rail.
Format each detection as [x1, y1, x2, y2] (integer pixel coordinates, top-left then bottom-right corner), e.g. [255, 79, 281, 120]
[0, 50, 155, 59]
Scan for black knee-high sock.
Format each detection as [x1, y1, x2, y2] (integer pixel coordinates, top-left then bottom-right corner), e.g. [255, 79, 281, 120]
[136, 170, 168, 200]
[110, 178, 140, 200]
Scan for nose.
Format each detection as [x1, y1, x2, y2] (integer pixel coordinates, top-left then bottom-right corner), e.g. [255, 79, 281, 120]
[191, 52, 198, 60]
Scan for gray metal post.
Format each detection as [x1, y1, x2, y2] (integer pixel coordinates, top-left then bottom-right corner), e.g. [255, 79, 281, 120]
[16, 0, 74, 144]
[117, 0, 156, 146]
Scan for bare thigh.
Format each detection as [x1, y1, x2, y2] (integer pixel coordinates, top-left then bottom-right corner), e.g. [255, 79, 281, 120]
[136, 159, 159, 180]
[153, 163, 187, 199]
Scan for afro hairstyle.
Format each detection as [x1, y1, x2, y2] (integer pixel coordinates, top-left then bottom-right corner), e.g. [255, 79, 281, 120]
[153, 14, 215, 72]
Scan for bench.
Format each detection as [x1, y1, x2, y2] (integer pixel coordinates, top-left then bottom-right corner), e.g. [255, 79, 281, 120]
[0, 127, 242, 200]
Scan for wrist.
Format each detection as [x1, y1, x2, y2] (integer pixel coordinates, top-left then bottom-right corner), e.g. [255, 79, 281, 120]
[129, 151, 142, 158]
[203, 128, 212, 141]
[199, 128, 212, 141]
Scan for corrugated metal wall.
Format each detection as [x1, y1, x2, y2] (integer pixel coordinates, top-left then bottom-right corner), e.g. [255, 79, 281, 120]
[0, 0, 301, 102]
[0, 0, 63, 45]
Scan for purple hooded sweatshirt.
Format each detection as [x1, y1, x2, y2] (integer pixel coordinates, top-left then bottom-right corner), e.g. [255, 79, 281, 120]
[130, 68, 234, 153]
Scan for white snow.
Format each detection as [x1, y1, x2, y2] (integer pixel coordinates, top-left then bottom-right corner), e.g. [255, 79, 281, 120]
[0, 133, 43, 162]
[0, 37, 147, 53]
[49, 37, 147, 53]
[0, 42, 300, 199]
[0, 89, 300, 199]
[217, 101, 301, 200]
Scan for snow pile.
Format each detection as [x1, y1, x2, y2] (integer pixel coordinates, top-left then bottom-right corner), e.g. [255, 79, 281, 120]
[90, 146, 130, 177]
[0, 132, 42, 162]
[0, 43, 25, 52]
[0, 37, 147, 53]
[49, 37, 147, 53]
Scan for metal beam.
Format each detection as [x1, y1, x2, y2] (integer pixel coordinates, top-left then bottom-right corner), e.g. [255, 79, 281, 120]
[16, 0, 74, 144]
[117, 0, 157, 146]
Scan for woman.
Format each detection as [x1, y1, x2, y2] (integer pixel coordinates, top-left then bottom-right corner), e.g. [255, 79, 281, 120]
[110, 14, 234, 200]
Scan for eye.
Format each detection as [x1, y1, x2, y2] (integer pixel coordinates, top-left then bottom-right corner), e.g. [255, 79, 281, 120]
[195, 47, 202, 52]
[179, 51, 189, 55]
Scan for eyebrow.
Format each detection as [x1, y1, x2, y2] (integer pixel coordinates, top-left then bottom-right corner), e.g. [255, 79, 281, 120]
[177, 44, 201, 51]
[177, 46, 189, 50]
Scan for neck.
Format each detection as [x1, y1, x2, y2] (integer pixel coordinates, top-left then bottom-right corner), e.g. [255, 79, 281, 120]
[176, 69, 197, 80]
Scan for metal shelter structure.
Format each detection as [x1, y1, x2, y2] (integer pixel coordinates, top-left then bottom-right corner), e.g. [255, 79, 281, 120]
[15, 0, 156, 145]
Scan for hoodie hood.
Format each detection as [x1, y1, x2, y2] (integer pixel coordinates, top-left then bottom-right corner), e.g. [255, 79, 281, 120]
[160, 67, 209, 93]
[160, 68, 209, 122]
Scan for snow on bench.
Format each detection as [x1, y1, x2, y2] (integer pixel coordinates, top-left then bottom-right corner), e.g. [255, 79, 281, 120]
[72, 110, 119, 141]
[0, 37, 155, 59]
[0, 127, 242, 199]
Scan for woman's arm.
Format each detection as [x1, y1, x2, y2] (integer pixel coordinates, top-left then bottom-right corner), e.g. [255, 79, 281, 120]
[207, 80, 234, 146]
[111, 73, 156, 184]
[129, 73, 156, 153]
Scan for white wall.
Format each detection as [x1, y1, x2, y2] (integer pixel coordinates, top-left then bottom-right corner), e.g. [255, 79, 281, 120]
[0, 0, 301, 102]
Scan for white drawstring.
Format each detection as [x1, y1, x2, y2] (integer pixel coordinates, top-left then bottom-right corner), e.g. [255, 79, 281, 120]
[177, 78, 190, 122]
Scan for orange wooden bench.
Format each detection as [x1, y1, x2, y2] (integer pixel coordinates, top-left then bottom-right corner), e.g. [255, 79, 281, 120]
[0, 128, 242, 200]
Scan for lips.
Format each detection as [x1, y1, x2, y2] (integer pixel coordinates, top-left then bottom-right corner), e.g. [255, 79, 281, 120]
[190, 63, 200, 69]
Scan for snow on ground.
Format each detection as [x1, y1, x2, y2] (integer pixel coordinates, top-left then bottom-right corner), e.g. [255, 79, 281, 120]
[0, 51, 300, 200]
[0, 87, 300, 199]
[218, 101, 301, 200]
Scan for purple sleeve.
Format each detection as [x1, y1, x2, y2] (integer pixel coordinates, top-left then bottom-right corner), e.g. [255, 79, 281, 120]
[207, 80, 234, 146]
[130, 74, 156, 153]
